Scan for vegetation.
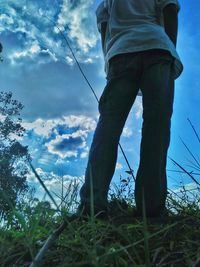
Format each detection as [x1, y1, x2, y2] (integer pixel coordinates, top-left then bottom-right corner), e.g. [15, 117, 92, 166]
[0, 173, 199, 266]
[0, 92, 30, 221]
[0, 92, 199, 266]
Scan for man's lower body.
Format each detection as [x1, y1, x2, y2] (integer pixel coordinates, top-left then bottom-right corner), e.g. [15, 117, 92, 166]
[79, 49, 175, 217]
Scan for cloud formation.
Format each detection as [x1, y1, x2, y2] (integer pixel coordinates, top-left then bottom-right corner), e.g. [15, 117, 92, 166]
[122, 127, 133, 138]
[22, 115, 97, 137]
[27, 167, 84, 207]
[0, 0, 98, 66]
[55, 0, 97, 52]
[22, 115, 96, 168]
[46, 130, 87, 159]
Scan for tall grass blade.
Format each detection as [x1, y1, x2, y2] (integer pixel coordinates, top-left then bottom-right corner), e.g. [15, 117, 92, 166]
[89, 163, 95, 222]
[142, 188, 151, 267]
[179, 136, 200, 168]
[187, 118, 200, 144]
[168, 157, 200, 186]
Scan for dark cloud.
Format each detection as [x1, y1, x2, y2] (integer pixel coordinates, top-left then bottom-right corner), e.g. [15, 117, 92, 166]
[55, 124, 78, 135]
[46, 130, 87, 159]
[53, 135, 83, 152]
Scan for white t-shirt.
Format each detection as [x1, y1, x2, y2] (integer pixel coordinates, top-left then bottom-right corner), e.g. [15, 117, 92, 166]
[96, 0, 183, 88]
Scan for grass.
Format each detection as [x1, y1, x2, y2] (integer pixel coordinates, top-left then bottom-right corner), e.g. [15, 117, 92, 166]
[0, 119, 200, 267]
[0, 179, 199, 267]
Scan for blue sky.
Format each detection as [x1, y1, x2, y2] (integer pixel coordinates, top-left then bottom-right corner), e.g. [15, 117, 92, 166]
[0, 0, 199, 202]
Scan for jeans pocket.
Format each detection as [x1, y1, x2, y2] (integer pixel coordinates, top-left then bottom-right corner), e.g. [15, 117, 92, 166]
[107, 54, 127, 80]
[155, 50, 175, 64]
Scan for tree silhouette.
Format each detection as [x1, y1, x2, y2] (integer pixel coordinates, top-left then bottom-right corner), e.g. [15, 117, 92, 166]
[0, 91, 30, 220]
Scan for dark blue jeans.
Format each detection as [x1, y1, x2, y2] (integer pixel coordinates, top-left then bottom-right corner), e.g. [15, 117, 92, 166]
[80, 49, 175, 216]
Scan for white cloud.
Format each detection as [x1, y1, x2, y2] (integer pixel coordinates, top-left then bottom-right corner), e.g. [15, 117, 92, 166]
[84, 58, 93, 64]
[55, 0, 97, 53]
[116, 162, 123, 170]
[0, 114, 6, 121]
[9, 42, 41, 63]
[22, 115, 97, 138]
[172, 182, 199, 194]
[80, 146, 89, 159]
[22, 118, 56, 137]
[20, 115, 97, 163]
[1, 0, 99, 66]
[0, 13, 14, 29]
[170, 182, 200, 206]
[66, 55, 74, 66]
[60, 115, 97, 130]
[80, 151, 88, 158]
[122, 127, 133, 138]
[27, 167, 84, 205]
[38, 156, 53, 166]
[134, 98, 143, 120]
[55, 158, 70, 165]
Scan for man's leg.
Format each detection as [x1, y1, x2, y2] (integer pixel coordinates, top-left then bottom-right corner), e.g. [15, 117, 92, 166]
[80, 59, 140, 213]
[135, 50, 175, 217]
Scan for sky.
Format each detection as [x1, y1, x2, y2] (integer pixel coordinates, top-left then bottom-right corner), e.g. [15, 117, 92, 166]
[0, 0, 199, 204]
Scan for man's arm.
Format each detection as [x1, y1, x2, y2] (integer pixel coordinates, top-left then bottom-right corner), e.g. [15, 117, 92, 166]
[163, 4, 178, 47]
[96, 1, 109, 55]
[100, 22, 107, 53]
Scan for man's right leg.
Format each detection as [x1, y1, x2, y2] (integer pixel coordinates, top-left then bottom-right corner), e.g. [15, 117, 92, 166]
[79, 58, 140, 214]
[134, 50, 175, 217]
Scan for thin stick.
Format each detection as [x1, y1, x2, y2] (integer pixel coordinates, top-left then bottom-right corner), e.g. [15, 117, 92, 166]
[29, 161, 59, 210]
[29, 220, 68, 267]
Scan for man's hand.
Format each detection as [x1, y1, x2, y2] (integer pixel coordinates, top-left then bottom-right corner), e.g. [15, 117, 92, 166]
[163, 4, 178, 47]
[100, 22, 107, 54]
